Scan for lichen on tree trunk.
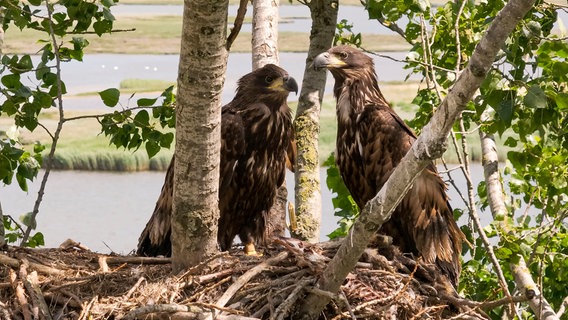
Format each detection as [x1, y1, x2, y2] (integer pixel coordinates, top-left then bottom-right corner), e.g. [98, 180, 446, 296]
[292, 0, 338, 243]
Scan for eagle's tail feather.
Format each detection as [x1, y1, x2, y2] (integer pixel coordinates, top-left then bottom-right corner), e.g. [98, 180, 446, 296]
[136, 157, 174, 257]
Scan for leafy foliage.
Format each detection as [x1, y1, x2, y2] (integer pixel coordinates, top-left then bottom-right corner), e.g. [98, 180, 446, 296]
[323, 153, 359, 239]
[0, 0, 177, 246]
[3, 214, 44, 247]
[334, 19, 362, 47]
[99, 86, 176, 158]
[328, 0, 568, 317]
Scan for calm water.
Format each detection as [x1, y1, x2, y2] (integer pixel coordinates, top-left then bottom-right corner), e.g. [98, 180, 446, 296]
[1, 165, 486, 254]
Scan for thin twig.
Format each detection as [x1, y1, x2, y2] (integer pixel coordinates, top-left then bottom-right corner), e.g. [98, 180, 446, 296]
[21, 0, 65, 246]
[226, 0, 248, 50]
[78, 296, 97, 320]
[209, 251, 289, 320]
[124, 276, 146, 300]
[274, 279, 313, 320]
[122, 304, 204, 320]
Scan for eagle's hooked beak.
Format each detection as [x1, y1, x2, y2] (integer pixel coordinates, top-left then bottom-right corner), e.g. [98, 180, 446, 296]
[313, 52, 346, 71]
[284, 76, 299, 95]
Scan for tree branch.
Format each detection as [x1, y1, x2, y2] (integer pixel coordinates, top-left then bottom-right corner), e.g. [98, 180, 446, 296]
[226, 0, 248, 51]
[480, 121, 559, 319]
[296, 0, 538, 318]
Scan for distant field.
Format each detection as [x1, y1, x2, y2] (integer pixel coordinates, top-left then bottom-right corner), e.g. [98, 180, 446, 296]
[3, 14, 409, 55]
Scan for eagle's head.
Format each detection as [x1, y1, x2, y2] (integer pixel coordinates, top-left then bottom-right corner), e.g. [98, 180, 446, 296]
[313, 45, 374, 80]
[236, 64, 298, 103]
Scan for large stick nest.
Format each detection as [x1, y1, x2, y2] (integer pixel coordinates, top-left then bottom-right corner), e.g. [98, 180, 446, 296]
[1, 239, 494, 319]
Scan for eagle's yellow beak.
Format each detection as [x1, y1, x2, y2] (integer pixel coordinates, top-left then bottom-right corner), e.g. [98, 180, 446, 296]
[269, 76, 299, 95]
[313, 52, 346, 70]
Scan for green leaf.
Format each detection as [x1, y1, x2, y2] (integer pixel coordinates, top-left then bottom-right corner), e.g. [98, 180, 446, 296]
[34, 91, 53, 109]
[2, 100, 18, 116]
[2, 74, 22, 89]
[496, 99, 513, 126]
[20, 212, 36, 229]
[133, 110, 150, 126]
[48, 81, 67, 96]
[17, 55, 34, 71]
[98, 88, 120, 107]
[504, 137, 518, 147]
[101, 0, 116, 7]
[145, 140, 160, 158]
[555, 92, 568, 111]
[137, 97, 158, 107]
[28, 232, 45, 247]
[93, 20, 112, 36]
[524, 85, 547, 109]
[160, 132, 174, 148]
[16, 173, 28, 192]
[102, 7, 116, 21]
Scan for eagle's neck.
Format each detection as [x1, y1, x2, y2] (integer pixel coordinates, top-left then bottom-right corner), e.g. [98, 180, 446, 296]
[332, 68, 388, 124]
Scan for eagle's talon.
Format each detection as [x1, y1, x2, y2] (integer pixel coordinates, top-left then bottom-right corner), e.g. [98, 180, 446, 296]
[244, 243, 263, 256]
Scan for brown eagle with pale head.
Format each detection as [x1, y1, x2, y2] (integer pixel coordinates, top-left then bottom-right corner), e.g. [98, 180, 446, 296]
[137, 64, 298, 257]
[314, 45, 464, 286]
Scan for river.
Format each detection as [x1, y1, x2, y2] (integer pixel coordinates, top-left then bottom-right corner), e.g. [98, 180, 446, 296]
[1, 165, 486, 254]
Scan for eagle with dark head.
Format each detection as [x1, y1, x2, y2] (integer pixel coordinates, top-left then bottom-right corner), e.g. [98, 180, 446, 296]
[137, 64, 298, 257]
[314, 45, 464, 286]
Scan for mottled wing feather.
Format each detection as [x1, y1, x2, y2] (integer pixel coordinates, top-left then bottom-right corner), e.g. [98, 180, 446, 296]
[355, 103, 462, 285]
[219, 108, 246, 195]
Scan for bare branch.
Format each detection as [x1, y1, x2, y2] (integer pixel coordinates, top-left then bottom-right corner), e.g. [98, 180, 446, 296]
[226, 0, 248, 50]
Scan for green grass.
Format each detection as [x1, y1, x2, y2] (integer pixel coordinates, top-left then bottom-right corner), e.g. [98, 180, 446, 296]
[119, 79, 176, 93]
[4, 14, 410, 54]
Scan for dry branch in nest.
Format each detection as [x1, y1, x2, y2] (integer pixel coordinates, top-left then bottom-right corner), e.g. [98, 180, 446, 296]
[1, 239, 521, 319]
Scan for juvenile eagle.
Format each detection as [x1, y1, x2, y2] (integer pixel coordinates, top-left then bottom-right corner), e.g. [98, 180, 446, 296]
[137, 64, 298, 257]
[314, 46, 463, 286]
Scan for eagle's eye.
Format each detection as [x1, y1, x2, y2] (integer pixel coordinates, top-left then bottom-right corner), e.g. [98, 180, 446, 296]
[265, 76, 274, 83]
[340, 51, 349, 60]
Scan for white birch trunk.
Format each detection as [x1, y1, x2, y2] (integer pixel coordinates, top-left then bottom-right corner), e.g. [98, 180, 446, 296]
[252, 0, 279, 69]
[480, 130, 559, 320]
[172, 0, 229, 272]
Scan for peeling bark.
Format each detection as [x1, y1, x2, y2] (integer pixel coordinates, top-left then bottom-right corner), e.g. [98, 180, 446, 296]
[172, 0, 229, 272]
[296, 0, 537, 318]
[252, 0, 279, 70]
[480, 130, 559, 320]
[292, 0, 338, 242]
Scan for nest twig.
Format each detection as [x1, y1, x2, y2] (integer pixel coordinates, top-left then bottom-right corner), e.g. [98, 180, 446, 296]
[0, 240, 509, 319]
